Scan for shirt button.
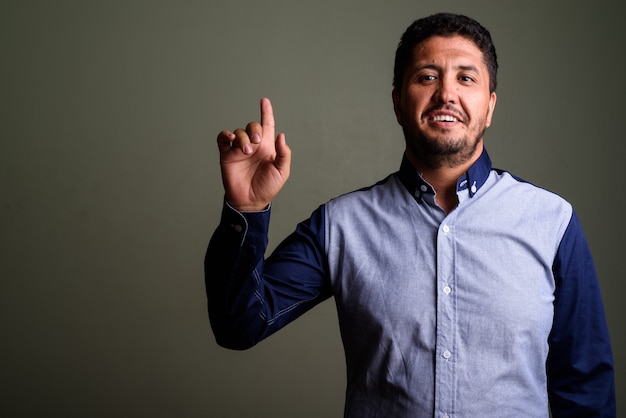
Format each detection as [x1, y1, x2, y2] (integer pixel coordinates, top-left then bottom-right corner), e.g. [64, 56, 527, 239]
[443, 285, 451, 294]
[442, 350, 451, 359]
[232, 224, 243, 233]
[442, 225, 450, 233]
[420, 184, 428, 192]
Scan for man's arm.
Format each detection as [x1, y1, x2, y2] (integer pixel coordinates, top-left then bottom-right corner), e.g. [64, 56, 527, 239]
[205, 202, 331, 349]
[206, 97, 306, 349]
[547, 211, 616, 416]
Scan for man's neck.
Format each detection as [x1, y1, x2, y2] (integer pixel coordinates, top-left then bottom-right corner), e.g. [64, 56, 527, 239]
[406, 143, 483, 214]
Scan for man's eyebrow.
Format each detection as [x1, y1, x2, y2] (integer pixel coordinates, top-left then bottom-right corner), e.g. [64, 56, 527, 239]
[410, 63, 481, 72]
[412, 63, 440, 71]
[457, 64, 480, 72]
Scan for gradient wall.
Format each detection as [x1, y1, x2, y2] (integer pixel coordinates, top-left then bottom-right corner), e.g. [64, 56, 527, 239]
[2, 1, 623, 416]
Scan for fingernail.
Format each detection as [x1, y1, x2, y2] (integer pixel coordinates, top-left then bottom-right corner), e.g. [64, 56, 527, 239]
[244, 144, 253, 154]
[251, 134, 261, 143]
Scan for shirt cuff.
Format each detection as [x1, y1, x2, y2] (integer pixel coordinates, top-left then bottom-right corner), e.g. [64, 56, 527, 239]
[221, 199, 271, 246]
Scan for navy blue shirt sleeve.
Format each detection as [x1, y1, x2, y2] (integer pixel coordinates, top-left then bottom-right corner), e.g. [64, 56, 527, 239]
[547, 210, 616, 416]
[205, 201, 331, 350]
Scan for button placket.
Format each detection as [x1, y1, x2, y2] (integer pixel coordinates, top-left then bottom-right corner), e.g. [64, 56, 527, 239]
[435, 217, 456, 415]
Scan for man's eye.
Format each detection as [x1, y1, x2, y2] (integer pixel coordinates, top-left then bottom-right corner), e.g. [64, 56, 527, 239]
[459, 75, 474, 83]
[419, 75, 437, 82]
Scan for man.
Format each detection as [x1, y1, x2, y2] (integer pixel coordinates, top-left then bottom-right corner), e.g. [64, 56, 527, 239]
[206, 13, 615, 417]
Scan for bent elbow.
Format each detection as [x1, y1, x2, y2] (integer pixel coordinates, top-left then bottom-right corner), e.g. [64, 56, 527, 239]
[209, 311, 267, 350]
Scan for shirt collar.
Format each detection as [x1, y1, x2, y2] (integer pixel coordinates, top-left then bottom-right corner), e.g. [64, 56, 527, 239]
[397, 148, 493, 200]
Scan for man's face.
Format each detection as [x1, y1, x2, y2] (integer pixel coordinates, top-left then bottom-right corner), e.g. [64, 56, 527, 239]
[392, 35, 497, 169]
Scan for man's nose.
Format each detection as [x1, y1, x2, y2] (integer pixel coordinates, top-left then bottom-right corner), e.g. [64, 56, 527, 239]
[435, 77, 457, 103]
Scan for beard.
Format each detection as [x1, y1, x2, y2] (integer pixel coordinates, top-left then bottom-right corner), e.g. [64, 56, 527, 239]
[402, 112, 487, 169]
[404, 127, 485, 169]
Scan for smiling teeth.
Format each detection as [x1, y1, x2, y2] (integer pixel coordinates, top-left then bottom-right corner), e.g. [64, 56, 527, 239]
[432, 115, 458, 122]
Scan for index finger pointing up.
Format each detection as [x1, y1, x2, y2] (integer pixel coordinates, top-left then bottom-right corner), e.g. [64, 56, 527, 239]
[260, 97, 275, 133]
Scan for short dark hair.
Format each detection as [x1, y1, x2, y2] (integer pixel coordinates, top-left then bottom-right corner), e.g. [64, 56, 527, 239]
[393, 13, 498, 93]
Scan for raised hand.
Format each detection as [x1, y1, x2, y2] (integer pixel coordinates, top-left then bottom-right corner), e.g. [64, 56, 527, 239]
[216, 98, 291, 212]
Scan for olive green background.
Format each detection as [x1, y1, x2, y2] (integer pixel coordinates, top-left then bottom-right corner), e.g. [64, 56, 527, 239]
[1, 1, 623, 416]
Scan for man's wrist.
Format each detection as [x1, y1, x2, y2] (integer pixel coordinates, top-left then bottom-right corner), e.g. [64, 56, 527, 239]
[224, 198, 271, 214]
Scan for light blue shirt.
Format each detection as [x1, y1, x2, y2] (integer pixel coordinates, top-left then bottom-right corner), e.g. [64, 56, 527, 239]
[206, 149, 615, 417]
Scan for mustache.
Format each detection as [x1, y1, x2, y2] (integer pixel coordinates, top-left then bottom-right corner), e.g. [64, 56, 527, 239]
[424, 104, 467, 123]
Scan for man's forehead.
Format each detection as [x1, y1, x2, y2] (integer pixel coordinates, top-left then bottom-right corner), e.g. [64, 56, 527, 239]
[414, 35, 482, 55]
[411, 36, 487, 67]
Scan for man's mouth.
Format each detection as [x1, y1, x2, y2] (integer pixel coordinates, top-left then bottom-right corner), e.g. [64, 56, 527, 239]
[431, 114, 459, 122]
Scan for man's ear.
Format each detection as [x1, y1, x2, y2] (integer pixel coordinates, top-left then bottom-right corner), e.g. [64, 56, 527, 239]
[392, 89, 403, 125]
[485, 91, 497, 128]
